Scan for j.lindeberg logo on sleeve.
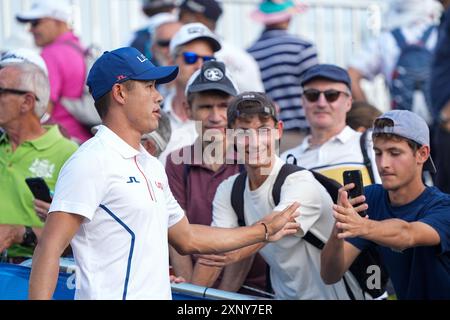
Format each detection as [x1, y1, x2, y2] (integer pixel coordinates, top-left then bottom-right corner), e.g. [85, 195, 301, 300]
[126, 176, 140, 183]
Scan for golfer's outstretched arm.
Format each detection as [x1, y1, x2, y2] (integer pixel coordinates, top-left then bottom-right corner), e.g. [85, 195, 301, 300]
[29, 212, 83, 300]
[168, 202, 300, 255]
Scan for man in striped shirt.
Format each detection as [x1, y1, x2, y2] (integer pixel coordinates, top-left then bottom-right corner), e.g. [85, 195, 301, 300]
[248, 0, 318, 152]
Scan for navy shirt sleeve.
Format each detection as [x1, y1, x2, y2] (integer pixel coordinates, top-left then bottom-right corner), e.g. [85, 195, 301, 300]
[418, 190, 450, 254]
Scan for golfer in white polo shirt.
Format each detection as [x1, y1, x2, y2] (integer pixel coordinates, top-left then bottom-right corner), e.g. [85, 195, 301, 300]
[28, 47, 300, 300]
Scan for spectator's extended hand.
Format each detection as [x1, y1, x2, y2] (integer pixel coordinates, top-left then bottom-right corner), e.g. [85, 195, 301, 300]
[333, 190, 369, 239]
[34, 199, 51, 222]
[0, 225, 21, 252]
[265, 202, 300, 242]
[338, 183, 368, 216]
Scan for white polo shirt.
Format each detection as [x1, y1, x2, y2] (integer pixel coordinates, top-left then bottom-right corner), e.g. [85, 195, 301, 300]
[49, 125, 184, 300]
[281, 126, 381, 186]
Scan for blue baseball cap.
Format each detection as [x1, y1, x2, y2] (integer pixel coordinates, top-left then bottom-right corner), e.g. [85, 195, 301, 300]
[373, 110, 436, 173]
[87, 47, 178, 101]
[301, 64, 351, 90]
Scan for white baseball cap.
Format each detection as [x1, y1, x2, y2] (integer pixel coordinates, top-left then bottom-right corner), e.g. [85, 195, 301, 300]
[16, 0, 72, 24]
[0, 48, 48, 76]
[169, 22, 221, 56]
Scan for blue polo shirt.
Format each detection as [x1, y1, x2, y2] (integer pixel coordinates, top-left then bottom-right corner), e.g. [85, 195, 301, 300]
[347, 184, 450, 299]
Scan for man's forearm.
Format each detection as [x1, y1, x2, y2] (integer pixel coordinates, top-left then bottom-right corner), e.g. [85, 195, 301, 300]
[363, 218, 415, 251]
[321, 227, 347, 284]
[28, 243, 60, 299]
[191, 262, 222, 287]
[184, 223, 267, 254]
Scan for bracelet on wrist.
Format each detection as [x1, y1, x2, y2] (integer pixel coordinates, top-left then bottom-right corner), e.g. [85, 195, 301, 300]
[260, 222, 269, 242]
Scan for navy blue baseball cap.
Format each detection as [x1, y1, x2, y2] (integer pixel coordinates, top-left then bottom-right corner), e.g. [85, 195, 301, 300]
[301, 64, 351, 90]
[87, 47, 178, 101]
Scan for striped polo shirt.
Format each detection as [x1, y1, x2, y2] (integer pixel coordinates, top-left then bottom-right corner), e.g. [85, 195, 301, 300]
[248, 28, 318, 131]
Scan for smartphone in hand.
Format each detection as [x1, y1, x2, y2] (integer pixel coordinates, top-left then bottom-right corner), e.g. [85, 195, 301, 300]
[25, 177, 52, 203]
[342, 170, 366, 217]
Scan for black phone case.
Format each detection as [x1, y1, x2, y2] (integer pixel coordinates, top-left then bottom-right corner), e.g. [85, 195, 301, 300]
[25, 177, 52, 203]
[343, 170, 366, 217]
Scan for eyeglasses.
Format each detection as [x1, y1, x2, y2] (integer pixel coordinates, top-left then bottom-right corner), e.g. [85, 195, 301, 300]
[0, 86, 40, 101]
[30, 19, 42, 28]
[182, 52, 214, 65]
[156, 39, 171, 47]
[303, 89, 349, 103]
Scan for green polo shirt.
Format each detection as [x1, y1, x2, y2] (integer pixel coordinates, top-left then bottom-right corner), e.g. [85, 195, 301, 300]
[0, 125, 78, 257]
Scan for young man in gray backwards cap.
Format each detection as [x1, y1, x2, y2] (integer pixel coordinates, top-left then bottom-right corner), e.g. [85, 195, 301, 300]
[322, 110, 450, 299]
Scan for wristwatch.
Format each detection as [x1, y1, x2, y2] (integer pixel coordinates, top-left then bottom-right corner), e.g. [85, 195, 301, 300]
[21, 226, 37, 247]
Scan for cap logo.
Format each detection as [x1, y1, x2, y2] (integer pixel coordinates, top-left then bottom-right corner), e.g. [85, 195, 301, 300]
[186, 1, 206, 14]
[204, 68, 223, 82]
[117, 75, 127, 81]
[187, 26, 206, 35]
[137, 54, 148, 63]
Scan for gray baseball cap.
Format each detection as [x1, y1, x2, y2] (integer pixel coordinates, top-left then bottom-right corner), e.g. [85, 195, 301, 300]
[373, 110, 436, 173]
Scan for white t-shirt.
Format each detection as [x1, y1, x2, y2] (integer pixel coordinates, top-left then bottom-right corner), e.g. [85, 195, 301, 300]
[281, 126, 381, 186]
[50, 125, 184, 300]
[212, 156, 357, 299]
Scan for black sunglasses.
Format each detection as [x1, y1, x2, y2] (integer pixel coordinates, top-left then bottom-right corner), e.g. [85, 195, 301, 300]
[0, 86, 40, 101]
[156, 39, 171, 47]
[303, 89, 349, 103]
[182, 52, 214, 65]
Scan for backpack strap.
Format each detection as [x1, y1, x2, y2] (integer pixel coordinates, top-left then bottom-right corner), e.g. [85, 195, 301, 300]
[391, 28, 408, 50]
[285, 154, 298, 166]
[420, 26, 435, 45]
[360, 131, 375, 184]
[392, 26, 434, 49]
[310, 171, 342, 203]
[231, 172, 247, 227]
[272, 164, 305, 204]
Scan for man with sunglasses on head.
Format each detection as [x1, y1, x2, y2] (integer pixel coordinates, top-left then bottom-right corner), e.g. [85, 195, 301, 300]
[158, 22, 222, 165]
[16, 0, 92, 144]
[177, 0, 265, 93]
[0, 60, 77, 264]
[282, 64, 381, 187]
